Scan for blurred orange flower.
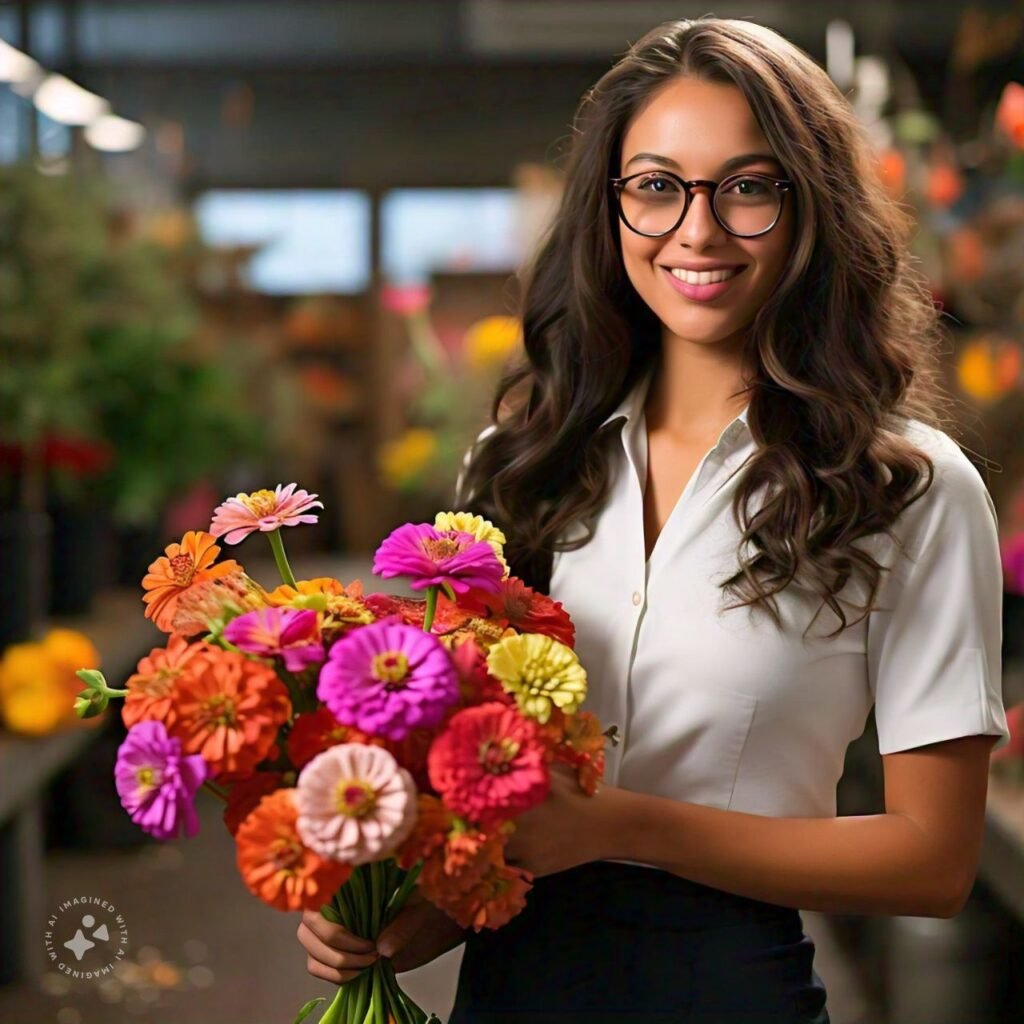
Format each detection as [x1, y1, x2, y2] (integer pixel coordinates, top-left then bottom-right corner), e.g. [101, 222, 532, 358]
[171, 647, 291, 778]
[235, 789, 352, 911]
[142, 531, 241, 633]
[995, 81, 1024, 149]
[123, 634, 207, 729]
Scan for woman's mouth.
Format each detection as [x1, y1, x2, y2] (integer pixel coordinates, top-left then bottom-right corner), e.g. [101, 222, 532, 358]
[660, 264, 747, 302]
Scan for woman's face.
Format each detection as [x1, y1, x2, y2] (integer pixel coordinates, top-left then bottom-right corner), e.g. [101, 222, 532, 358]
[616, 76, 796, 350]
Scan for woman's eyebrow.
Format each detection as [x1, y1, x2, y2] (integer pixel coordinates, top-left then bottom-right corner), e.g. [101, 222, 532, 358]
[623, 151, 782, 174]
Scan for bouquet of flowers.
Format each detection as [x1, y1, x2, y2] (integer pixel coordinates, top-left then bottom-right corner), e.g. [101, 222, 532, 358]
[74, 484, 613, 1024]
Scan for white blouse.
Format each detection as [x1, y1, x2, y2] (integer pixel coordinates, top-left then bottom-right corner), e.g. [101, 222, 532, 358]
[460, 367, 1010, 821]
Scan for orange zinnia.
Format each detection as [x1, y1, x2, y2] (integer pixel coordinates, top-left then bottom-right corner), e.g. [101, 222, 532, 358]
[171, 647, 291, 778]
[142, 531, 241, 633]
[235, 789, 352, 911]
[123, 634, 207, 729]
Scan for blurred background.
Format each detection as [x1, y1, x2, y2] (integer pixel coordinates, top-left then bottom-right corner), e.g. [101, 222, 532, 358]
[0, 1, 1023, 1022]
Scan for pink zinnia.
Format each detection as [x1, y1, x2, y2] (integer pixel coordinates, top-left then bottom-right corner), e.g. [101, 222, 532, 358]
[114, 720, 209, 840]
[223, 607, 325, 672]
[294, 743, 418, 864]
[317, 619, 459, 741]
[427, 702, 549, 828]
[209, 484, 324, 545]
[372, 523, 504, 594]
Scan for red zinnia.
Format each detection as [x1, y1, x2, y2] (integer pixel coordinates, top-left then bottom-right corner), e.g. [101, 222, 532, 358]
[442, 576, 575, 648]
[427, 702, 549, 827]
[285, 708, 384, 770]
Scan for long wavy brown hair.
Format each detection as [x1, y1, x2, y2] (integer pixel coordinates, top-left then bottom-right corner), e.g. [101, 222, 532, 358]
[456, 16, 968, 638]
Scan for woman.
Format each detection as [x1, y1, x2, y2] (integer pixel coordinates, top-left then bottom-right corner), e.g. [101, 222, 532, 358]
[297, 16, 1010, 1022]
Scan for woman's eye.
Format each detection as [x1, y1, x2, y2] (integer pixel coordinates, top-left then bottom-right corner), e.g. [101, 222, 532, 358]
[723, 176, 769, 195]
[636, 175, 677, 193]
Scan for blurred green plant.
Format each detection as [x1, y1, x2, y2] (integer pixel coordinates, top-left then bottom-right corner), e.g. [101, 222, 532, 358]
[0, 164, 264, 522]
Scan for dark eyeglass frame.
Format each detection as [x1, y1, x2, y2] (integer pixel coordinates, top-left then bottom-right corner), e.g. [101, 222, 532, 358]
[608, 170, 795, 239]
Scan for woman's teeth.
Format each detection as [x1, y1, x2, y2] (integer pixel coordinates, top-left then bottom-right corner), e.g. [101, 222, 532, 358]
[669, 267, 742, 285]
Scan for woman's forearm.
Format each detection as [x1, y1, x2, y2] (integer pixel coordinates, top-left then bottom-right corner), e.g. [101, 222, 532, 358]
[594, 786, 961, 918]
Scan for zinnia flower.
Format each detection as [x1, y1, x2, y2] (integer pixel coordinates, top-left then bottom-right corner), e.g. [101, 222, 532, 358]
[223, 607, 325, 672]
[169, 569, 267, 637]
[114, 720, 208, 840]
[142, 531, 242, 633]
[317, 619, 459, 741]
[123, 633, 207, 729]
[209, 483, 324, 545]
[443, 576, 575, 647]
[286, 708, 385, 771]
[372, 523, 504, 595]
[236, 788, 353, 911]
[294, 744, 417, 865]
[265, 577, 376, 630]
[427, 703, 549, 827]
[433, 511, 509, 578]
[486, 633, 588, 724]
[171, 647, 292, 778]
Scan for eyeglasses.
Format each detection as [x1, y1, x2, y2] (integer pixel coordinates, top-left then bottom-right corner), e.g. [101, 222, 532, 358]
[609, 170, 794, 238]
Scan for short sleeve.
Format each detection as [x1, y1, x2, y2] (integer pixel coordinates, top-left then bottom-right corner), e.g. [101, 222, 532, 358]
[867, 433, 1010, 755]
[453, 424, 496, 507]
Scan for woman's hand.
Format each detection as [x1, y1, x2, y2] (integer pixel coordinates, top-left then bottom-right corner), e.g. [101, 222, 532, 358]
[297, 910, 379, 985]
[503, 762, 622, 878]
[376, 890, 469, 973]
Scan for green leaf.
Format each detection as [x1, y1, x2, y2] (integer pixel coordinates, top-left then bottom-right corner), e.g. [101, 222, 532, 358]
[291, 997, 326, 1024]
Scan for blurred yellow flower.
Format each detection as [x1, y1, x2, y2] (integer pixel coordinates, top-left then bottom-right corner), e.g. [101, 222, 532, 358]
[957, 335, 1022, 402]
[486, 632, 588, 724]
[464, 316, 522, 370]
[434, 511, 510, 578]
[0, 630, 101, 736]
[378, 428, 438, 488]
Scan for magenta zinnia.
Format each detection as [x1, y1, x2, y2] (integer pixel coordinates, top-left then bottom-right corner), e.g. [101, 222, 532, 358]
[114, 719, 208, 840]
[427, 702, 549, 828]
[317, 619, 459, 741]
[209, 484, 324, 545]
[294, 743, 418, 864]
[372, 523, 504, 595]
[223, 607, 325, 672]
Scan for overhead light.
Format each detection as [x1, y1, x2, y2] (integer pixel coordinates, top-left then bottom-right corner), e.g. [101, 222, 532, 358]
[85, 113, 146, 152]
[0, 39, 40, 84]
[33, 72, 109, 125]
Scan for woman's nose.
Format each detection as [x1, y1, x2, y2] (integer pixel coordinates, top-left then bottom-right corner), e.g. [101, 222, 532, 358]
[672, 186, 726, 245]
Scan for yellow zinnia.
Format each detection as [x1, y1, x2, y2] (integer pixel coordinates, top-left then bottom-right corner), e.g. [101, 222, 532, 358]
[486, 633, 587, 724]
[464, 316, 522, 370]
[42, 628, 100, 676]
[378, 428, 438, 488]
[434, 511, 510, 579]
[0, 643, 68, 735]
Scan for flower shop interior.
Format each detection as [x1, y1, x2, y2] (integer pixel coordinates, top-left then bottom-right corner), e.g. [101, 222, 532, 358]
[1, 1, 1024, 1022]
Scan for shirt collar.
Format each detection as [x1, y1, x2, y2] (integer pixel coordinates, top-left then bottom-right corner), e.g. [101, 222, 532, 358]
[599, 367, 751, 433]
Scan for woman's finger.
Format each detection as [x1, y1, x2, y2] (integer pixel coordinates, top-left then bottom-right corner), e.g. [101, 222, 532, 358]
[297, 920, 379, 972]
[305, 954, 364, 986]
[300, 908, 376, 953]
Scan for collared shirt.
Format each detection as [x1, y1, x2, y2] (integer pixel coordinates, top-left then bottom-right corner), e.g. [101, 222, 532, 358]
[546, 368, 1009, 823]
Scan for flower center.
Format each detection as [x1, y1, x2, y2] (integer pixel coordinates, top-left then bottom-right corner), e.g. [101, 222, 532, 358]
[136, 765, 161, 789]
[238, 489, 278, 517]
[202, 693, 238, 727]
[169, 553, 196, 587]
[421, 535, 464, 561]
[479, 737, 520, 774]
[371, 650, 410, 688]
[335, 779, 377, 817]
[269, 837, 305, 872]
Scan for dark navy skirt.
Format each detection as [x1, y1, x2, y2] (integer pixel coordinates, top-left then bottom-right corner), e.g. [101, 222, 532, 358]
[448, 860, 831, 1024]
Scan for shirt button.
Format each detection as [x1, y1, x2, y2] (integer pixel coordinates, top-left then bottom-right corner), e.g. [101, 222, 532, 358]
[632, 590, 642, 606]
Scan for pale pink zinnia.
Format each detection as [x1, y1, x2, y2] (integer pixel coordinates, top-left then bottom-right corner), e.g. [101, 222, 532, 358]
[209, 484, 324, 545]
[372, 523, 504, 594]
[223, 607, 325, 672]
[294, 744, 418, 865]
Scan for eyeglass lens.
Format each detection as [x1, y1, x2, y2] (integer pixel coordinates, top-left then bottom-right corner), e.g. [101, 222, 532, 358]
[618, 173, 782, 236]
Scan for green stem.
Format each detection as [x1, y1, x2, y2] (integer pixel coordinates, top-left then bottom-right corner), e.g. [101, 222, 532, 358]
[201, 780, 229, 803]
[421, 586, 438, 633]
[383, 862, 423, 928]
[268, 528, 298, 588]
